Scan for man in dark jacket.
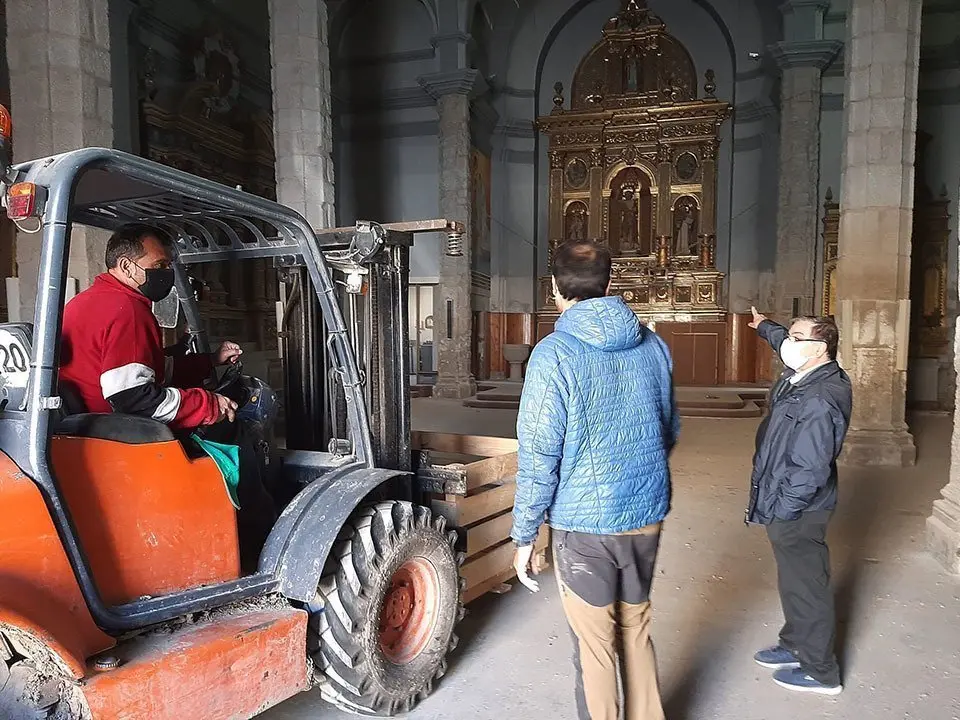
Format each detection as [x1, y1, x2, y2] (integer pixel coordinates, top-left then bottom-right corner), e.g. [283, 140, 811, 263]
[512, 240, 679, 720]
[747, 307, 851, 696]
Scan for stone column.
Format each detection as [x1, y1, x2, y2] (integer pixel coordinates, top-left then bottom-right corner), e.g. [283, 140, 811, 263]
[268, 0, 335, 229]
[929, 371, 960, 571]
[836, 0, 921, 467]
[770, 0, 841, 319]
[6, 0, 113, 320]
[419, 71, 479, 399]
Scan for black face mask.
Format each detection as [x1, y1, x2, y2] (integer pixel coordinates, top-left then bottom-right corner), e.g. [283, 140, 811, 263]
[133, 263, 175, 302]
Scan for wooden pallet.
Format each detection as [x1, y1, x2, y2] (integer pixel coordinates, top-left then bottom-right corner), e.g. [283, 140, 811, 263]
[411, 432, 551, 604]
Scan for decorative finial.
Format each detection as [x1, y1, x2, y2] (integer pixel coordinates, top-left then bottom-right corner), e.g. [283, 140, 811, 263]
[825, 187, 833, 202]
[553, 81, 564, 110]
[704, 69, 717, 99]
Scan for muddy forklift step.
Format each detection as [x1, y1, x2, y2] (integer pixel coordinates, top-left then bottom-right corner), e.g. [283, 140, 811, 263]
[83, 607, 309, 720]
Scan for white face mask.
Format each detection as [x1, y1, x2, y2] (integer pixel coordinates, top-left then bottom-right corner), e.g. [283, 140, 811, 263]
[779, 338, 819, 372]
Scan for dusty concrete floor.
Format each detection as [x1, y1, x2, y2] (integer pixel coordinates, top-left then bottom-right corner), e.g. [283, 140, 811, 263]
[264, 402, 960, 720]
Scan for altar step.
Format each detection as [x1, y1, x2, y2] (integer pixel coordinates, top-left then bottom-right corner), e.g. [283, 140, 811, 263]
[464, 383, 768, 419]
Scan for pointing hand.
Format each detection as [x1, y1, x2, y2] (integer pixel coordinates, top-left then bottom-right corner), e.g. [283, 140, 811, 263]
[748, 306, 766, 330]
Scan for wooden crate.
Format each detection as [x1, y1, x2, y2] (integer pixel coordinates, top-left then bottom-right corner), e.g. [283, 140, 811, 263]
[411, 432, 551, 604]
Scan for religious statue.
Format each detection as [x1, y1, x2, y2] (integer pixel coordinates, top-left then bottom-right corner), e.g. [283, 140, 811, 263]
[673, 199, 698, 255]
[625, 50, 641, 92]
[567, 203, 587, 241]
[618, 185, 639, 252]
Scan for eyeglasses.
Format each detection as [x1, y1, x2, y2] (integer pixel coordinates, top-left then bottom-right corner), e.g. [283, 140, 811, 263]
[785, 336, 825, 345]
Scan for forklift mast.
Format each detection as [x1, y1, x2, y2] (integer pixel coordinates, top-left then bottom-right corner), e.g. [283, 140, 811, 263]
[280, 220, 463, 474]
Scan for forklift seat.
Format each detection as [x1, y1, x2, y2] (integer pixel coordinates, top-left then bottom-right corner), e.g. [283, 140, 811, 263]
[56, 370, 175, 445]
[54, 413, 175, 445]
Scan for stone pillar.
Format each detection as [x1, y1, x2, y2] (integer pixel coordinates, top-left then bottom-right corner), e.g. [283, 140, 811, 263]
[836, 0, 921, 467]
[6, 0, 113, 319]
[419, 71, 479, 399]
[929, 366, 960, 571]
[770, 0, 841, 319]
[268, 0, 335, 229]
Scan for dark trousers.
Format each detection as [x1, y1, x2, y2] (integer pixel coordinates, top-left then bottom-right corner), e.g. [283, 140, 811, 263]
[193, 420, 278, 572]
[553, 526, 665, 720]
[766, 510, 840, 686]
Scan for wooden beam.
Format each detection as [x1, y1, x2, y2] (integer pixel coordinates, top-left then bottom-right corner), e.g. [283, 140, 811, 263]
[465, 512, 513, 557]
[412, 432, 518, 457]
[463, 453, 518, 491]
[432, 478, 516, 528]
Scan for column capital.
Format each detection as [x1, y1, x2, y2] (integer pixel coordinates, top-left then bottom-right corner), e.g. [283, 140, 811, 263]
[768, 39, 842, 71]
[430, 32, 471, 50]
[778, 0, 830, 14]
[418, 69, 487, 101]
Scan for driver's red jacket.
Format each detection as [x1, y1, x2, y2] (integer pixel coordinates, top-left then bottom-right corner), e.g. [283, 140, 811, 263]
[59, 273, 220, 429]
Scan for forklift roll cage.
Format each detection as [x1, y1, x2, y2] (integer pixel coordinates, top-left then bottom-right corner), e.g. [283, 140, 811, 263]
[1, 147, 460, 635]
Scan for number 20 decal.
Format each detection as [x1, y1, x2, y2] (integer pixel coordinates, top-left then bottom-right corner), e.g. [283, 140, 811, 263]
[0, 343, 27, 373]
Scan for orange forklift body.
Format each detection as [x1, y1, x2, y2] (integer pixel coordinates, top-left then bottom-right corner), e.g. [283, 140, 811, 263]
[82, 607, 310, 719]
[51, 436, 241, 605]
[0, 438, 311, 717]
[0, 450, 115, 677]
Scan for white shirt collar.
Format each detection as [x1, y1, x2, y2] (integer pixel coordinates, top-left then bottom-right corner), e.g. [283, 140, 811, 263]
[789, 360, 834, 384]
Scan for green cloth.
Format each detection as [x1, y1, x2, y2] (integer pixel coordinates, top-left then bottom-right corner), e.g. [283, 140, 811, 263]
[191, 434, 241, 509]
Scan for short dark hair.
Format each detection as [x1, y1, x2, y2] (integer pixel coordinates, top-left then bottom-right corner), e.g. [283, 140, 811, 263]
[104, 224, 165, 269]
[552, 240, 612, 301]
[794, 315, 839, 361]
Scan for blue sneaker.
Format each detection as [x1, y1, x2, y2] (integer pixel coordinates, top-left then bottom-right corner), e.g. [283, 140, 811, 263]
[753, 645, 800, 669]
[772, 667, 842, 696]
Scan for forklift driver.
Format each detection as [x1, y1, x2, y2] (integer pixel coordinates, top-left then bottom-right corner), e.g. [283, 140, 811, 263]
[60, 224, 238, 427]
[59, 224, 276, 569]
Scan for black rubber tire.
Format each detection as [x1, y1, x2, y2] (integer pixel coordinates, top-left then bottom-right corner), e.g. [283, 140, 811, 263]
[0, 630, 87, 720]
[308, 500, 464, 717]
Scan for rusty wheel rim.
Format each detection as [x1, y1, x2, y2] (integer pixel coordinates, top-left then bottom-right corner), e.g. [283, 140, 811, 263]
[378, 558, 440, 665]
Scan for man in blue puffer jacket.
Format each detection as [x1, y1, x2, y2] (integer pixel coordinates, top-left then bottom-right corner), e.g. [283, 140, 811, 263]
[511, 240, 678, 720]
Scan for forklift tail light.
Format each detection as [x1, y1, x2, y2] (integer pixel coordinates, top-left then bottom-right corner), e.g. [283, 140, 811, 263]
[0, 105, 11, 143]
[0, 105, 11, 183]
[7, 182, 40, 221]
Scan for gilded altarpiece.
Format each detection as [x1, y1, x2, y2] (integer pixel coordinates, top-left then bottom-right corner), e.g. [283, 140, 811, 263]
[536, 0, 730, 345]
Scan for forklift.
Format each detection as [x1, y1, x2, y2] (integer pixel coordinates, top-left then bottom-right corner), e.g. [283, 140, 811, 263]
[0, 105, 469, 719]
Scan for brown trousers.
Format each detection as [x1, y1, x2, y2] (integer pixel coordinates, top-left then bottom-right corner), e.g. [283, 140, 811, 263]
[553, 525, 665, 720]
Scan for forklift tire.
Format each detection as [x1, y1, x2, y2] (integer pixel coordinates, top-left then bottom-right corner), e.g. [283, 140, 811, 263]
[0, 628, 88, 720]
[308, 500, 465, 717]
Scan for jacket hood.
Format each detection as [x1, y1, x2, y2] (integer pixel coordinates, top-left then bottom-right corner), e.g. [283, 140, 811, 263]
[555, 296, 645, 351]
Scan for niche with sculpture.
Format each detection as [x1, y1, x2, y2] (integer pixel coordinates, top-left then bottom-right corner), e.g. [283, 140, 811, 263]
[608, 167, 654, 256]
[672, 196, 699, 256]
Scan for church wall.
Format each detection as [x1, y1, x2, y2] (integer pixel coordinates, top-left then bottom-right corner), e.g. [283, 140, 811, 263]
[331, 0, 444, 282]
[336, 121, 442, 281]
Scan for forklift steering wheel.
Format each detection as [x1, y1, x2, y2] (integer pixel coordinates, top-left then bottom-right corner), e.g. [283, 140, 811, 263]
[215, 359, 244, 395]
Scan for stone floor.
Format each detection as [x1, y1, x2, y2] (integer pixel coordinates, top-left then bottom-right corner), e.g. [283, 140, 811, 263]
[263, 403, 960, 720]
